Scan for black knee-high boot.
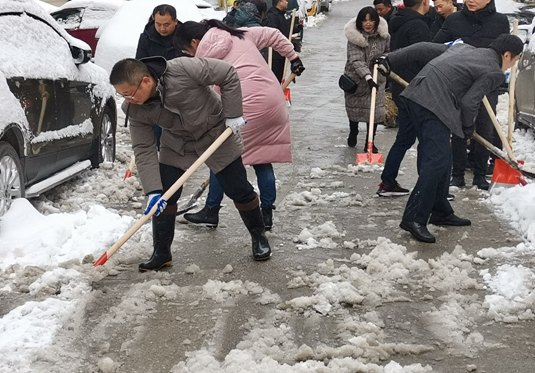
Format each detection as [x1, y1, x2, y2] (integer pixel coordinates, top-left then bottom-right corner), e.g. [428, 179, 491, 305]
[235, 195, 271, 261]
[139, 205, 176, 272]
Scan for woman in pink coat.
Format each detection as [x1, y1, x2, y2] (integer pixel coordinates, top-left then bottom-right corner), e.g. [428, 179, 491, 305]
[175, 19, 305, 230]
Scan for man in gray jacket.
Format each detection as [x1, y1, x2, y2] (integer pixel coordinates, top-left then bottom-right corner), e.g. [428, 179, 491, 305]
[384, 34, 522, 243]
[110, 56, 272, 271]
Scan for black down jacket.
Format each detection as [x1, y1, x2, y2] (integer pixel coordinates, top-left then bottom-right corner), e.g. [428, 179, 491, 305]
[389, 7, 431, 51]
[432, 0, 509, 48]
[135, 19, 186, 60]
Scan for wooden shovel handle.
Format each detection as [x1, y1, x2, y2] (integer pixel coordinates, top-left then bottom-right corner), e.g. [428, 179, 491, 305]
[367, 65, 379, 146]
[94, 128, 233, 266]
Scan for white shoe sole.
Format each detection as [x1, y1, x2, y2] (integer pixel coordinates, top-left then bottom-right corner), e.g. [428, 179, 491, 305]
[377, 191, 410, 197]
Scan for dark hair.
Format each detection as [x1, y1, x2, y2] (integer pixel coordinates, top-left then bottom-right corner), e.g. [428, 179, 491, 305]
[373, 0, 392, 7]
[110, 59, 150, 86]
[403, 0, 423, 9]
[273, 0, 284, 7]
[489, 34, 524, 57]
[152, 4, 177, 20]
[174, 19, 246, 51]
[356, 6, 380, 33]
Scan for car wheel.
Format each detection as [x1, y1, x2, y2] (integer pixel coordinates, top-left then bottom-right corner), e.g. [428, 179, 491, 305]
[91, 105, 116, 168]
[0, 141, 25, 217]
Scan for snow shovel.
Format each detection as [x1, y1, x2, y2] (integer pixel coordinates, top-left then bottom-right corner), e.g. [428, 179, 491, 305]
[123, 155, 136, 180]
[482, 96, 531, 188]
[282, 9, 297, 107]
[389, 71, 535, 180]
[176, 176, 210, 215]
[356, 65, 383, 164]
[94, 127, 234, 266]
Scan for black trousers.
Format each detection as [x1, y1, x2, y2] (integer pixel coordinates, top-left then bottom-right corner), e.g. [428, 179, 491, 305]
[160, 156, 256, 206]
[451, 91, 498, 178]
[402, 99, 454, 224]
[271, 58, 285, 83]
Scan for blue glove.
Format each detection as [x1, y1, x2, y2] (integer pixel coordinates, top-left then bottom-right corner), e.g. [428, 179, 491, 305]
[144, 193, 167, 216]
[225, 117, 247, 135]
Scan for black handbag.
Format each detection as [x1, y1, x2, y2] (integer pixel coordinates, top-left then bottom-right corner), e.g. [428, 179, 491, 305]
[338, 74, 358, 94]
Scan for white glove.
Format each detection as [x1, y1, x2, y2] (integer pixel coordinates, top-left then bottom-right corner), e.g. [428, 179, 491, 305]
[144, 193, 167, 216]
[225, 117, 247, 135]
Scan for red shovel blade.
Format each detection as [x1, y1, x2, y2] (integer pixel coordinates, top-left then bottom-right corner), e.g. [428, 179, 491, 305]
[490, 159, 526, 187]
[356, 142, 384, 164]
[94, 252, 109, 266]
[284, 88, 291, 107]
[123, 170, 132, 181]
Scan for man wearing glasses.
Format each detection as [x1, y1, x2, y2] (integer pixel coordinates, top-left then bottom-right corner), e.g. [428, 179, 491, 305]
[110, 56, 272, 271]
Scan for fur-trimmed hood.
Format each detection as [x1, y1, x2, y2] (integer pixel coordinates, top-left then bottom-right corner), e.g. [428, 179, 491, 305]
[344, 16, 388, 47]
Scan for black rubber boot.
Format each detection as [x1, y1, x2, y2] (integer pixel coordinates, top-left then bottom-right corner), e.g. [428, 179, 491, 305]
[363, 122, 378, 153]
[236, 196, 271, 261]
[183, 205, 221, 228]
[139, 208, 175, 272]
[262, 208, 273, 231]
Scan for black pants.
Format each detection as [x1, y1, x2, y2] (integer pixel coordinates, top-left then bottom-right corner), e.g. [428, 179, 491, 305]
[381, 97, 416, 186]
[451, 91, 498, 178]
[271, 58, 285, 83]
[160, 156, 256, 206]
[402, 99, 454, 224]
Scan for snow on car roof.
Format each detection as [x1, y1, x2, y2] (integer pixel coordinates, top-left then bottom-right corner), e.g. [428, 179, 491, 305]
[56, 0, 125, 12]
[94, 0, 204, 74]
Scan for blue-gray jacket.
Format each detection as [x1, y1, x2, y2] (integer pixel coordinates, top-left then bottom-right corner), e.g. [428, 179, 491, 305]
[399, 43, 504, 137]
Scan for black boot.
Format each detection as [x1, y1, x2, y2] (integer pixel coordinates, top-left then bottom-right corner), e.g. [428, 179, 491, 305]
[262, 208, 273, 231]
[183, 205, 221, 228]
[236, 197, 271, 261]
[347, 121, 359, 148]
[139, 208, 175, 272]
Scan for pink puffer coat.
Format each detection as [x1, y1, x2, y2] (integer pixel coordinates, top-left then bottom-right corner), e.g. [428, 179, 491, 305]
[195, 26, 297, 165]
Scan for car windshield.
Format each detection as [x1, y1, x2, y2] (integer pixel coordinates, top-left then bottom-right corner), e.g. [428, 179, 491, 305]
[51, 8, 83, 26]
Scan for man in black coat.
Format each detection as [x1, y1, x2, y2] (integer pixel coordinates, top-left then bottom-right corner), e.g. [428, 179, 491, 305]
[263, 0, 302, 82]
[433, 0, 509, 190]
[135, 5, 186, 150]
[135, 5, 185, 61]
[373, 0, 398, 26]
[430, 0, 461, 39]
[377, 35, 523, 243]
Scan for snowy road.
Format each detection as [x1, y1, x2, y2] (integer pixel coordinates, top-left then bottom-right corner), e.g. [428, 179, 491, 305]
[2, 0, 535, 372]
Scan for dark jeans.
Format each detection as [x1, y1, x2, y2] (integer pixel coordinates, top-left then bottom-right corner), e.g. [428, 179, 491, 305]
[381, 97, 416, 186]
[402, 99, 454, 224]
[451, 91, 498, 178]
[206, 163, 276, 210]
[160, 156, 256, 206]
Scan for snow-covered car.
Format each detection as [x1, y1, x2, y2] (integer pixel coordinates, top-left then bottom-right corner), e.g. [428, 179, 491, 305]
[0, 0, 117, 217]
[515, 33, 535, 130]
[50, 0, 125, 55]
[94, 0, 205, 74]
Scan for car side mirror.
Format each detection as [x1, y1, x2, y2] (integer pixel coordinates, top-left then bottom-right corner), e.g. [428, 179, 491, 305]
[71, 45, 92, 65]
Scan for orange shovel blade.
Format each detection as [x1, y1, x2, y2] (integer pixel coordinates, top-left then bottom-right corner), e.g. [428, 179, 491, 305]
[356, 153, 384, 164]
[491, 159, 525, 186]
[356, 143, 383, 164]
[284, 88, 291, 101]
[123, 170, 132, 180]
